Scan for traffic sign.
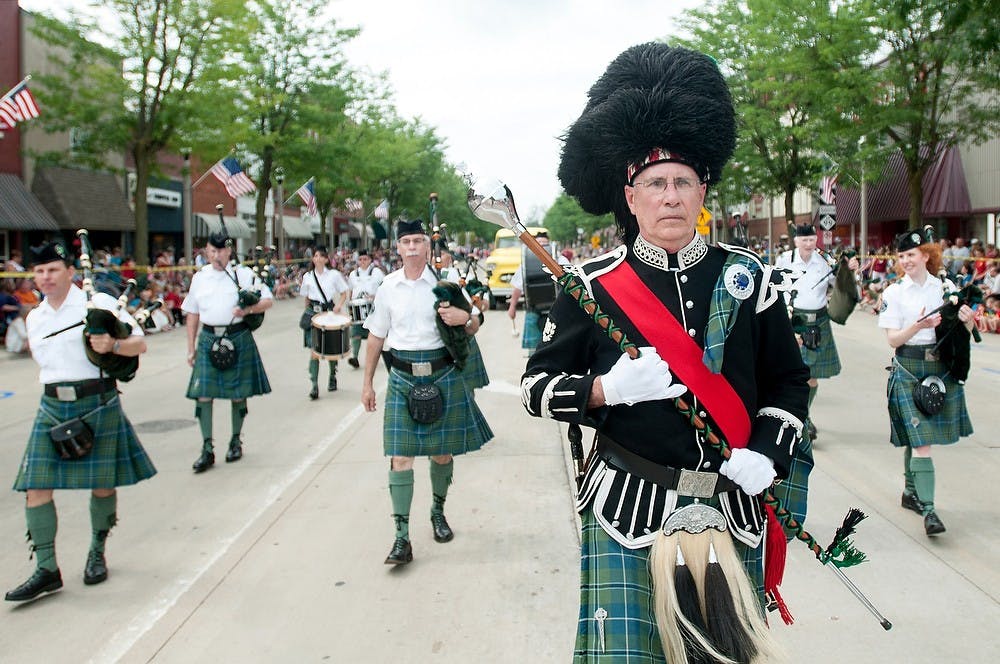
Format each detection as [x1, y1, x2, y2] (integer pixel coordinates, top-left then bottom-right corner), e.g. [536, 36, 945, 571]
[819, 214, 836, 231]
[823, 230, 833, 245]
[818, 204, 836, 216]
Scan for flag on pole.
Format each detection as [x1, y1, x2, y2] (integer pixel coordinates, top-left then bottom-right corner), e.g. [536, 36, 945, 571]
[295, 178, 317, 216]
[0, 80, 41, 130]
[344, 198, 363, 213]
[209, 156, 256, 198]
[819, 175, 838, 205]
[373, 199, 389, 220]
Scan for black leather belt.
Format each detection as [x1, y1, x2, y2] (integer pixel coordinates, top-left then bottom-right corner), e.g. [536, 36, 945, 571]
[44, 378, 117, 401]
[792, 306, 829, 324]
[203, 321, 250, 336]
[387, 352, 452, 377]
[597, 434, 739, 498]
[896, 345, 939, 361]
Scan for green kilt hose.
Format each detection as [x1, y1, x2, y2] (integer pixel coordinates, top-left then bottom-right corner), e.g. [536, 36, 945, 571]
[186, 328, 271, 400]
[14, 391, 156, 490]
[383, 348, 493, 457]
[351, 321, 369, 340]
[574, 506, 763, 663]
[887, 353, 973, 448]
[522, 311, 542, 351]
[794, 308, 841, 379]
[462, 336, 490, 389]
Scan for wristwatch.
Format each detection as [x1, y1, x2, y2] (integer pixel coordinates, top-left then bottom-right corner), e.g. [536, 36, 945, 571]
[112, 340, 121, 354]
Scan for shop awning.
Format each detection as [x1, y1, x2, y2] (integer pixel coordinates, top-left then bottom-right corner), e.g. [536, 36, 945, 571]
[32, 166, 134, 231]
[281, 215, 313, 239]
[0, 174, 60, 231]
[193, 213, 253, 239]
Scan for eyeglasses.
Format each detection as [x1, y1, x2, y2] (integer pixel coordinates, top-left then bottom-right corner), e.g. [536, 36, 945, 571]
[631, 177, 700, 195]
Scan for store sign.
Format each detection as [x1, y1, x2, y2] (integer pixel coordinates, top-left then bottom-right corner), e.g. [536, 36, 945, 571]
[148, 187, 182, 208]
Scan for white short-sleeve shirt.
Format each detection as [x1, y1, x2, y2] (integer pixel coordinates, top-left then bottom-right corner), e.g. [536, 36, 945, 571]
[348, 264, 385, 299]
[27, 284, 144, 384]
[300, 267, 349, 305]
[363, 265, 445, 350]
[878, 273, 952, 346]
[182, 264, 273, 326]
[775, 249, 834, 311]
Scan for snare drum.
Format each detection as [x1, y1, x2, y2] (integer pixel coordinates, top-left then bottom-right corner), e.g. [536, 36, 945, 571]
[348, 297, 372, 323]
[310, 312, 351, 360]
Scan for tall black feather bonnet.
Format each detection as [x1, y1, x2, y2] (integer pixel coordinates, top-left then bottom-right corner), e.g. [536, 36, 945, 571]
[558, 43, 736, 241]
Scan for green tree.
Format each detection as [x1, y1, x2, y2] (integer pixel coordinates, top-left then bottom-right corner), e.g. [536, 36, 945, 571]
[542, 193, 614, 245]
[31, 0, 251, 265]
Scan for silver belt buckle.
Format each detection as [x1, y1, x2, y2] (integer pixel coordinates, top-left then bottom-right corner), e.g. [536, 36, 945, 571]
[803, 312, 817, 323]
[411, 361, 433, 377]
[212, 326, 226, 336]
[676, 469, 719, 498]
[55, 385, 77, 401]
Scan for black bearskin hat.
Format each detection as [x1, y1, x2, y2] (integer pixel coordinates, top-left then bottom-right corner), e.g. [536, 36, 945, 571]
[558, 43, 736, 241]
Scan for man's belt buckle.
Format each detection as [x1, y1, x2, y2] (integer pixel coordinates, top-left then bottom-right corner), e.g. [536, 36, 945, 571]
[55, 386, 77, 401]
[676, 469, 718, 498]
[803, 312, 817, 323]
[212, 326, 227, 336]
[411, 361, 433, 377]
[924, 349, 939, 361]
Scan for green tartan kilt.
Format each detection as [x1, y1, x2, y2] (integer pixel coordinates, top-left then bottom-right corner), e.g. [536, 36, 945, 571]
[14, 391, 157, 490]
[574, 505, 763, 662]
[522, 311, 542, 350]
[798, 317, 841, 379]
[383, 348, 493, 457]
[462, 336, 490, 389]
[351, 321, 369, 340]
[186, 328, 271, 400]
[887, 355, 972, 448]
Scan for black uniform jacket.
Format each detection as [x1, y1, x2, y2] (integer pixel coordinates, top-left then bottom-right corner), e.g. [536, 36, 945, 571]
[521, 238, 809, 546]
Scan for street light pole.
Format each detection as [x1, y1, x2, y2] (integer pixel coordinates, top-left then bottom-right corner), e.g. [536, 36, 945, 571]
[859, 136, 868, 261]
[182, 148, 192, 266]
[275, 169, 284, 261]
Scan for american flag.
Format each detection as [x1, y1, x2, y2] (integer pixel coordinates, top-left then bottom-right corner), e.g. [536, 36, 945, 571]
[209, 156, 256, 198]
[344, 198, 364, 213]
[373, 199, 389, 220]
[0, 81, 41, 130]
[819, 175, 837, 204]
[295, 178, 317, 216]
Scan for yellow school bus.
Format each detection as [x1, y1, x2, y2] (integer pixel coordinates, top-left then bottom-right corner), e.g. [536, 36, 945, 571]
[483, 226, 547, 309]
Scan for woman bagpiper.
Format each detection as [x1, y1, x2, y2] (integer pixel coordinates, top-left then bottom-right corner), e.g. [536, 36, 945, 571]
[299, 246, 349, 399]
[878, 227, 977, 536]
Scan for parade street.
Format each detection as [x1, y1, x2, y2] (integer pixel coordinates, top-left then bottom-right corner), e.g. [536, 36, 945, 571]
[1, 297, 998, 663]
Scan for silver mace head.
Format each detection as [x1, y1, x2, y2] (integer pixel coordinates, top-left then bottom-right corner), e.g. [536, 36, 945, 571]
[467, 180, 522, 232]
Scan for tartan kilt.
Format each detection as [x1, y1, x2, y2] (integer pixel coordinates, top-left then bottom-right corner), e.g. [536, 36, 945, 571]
[383, 348, 493, 457]
[798, 317, 841, 379]
[771, 433, 814, 540]
[351, 321, 370, 340]
[887, 355, 972, 448]
[522, 311, 542, 350]
[462, 336, 490, 389]
[574, 506, 762, 662]
[14, 392, 156, 490]
[186, 328, 271, 400]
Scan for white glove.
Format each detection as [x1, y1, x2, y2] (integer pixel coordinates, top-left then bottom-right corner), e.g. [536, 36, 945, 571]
[601, 347, 687, 406]
[719, 448, 776, 496]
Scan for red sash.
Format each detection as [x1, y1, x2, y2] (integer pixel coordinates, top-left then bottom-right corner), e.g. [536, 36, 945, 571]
[597, 261, 750, 448]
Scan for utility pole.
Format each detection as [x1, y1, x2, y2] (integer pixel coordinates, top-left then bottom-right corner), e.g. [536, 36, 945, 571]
[182, 148, 192, 265]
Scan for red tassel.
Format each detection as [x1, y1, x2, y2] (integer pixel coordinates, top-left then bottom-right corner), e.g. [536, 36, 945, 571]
[763, 504, 794, 625]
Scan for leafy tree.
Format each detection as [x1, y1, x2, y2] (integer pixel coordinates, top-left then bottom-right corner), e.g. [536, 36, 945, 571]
[541, 193, 614, 245]
[30, 0, 252, 265]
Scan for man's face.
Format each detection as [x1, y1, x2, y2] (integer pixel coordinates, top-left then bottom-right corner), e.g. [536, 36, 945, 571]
[33, 261, 74, 298]
[397, 234, 429, 264]
[794, 234, 817, 254]
[624, 161, 706, 251]
[207, 244, 231, 269]
[358, 254, 372, 269]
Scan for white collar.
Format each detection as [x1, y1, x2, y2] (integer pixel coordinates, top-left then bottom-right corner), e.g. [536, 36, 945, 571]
[632, 233, 708, 272]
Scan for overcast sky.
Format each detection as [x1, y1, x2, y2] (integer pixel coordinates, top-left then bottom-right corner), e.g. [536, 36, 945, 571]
[20, 0, 703, 218]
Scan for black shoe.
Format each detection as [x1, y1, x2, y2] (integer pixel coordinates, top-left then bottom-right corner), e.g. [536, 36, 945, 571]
[192, 449, 215, 473]
[225, 438, 243, 463]
[83, 550, 107, 585]
[924, 511, 946, 536]
[384, 538, 413, 565]
[309, 385, 319, 400]
[5, 568, 62, 602]
[348, 357, 360, 369]
[901, 492, 924, 515]
[431, 512, 454, 543]
[327, 376, 338, 392]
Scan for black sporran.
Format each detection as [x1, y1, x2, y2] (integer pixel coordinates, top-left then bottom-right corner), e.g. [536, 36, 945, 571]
[298, 310, 315, 331]
[209, 336, 238, 370]
[407, 383, 444, 424]
[801, 325, 822, 350]
[912, 375, 946, 416]
[49, 418, 95, 460]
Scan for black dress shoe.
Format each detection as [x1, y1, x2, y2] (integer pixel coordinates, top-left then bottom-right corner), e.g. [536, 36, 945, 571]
[83, 550, 107, 585]
[309, 385, 319, 400]
[348, 357, 360, 369]
[901, 492, 924, 515]
[924, 511, 946, 536]
[192, 449, 215, 473]
[5, 567, 62, 602]
[225, 438, 243, 463]
[384, 538, 413, 565]
[328, 376, 338, 392]
[431, 513, 454, 543]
